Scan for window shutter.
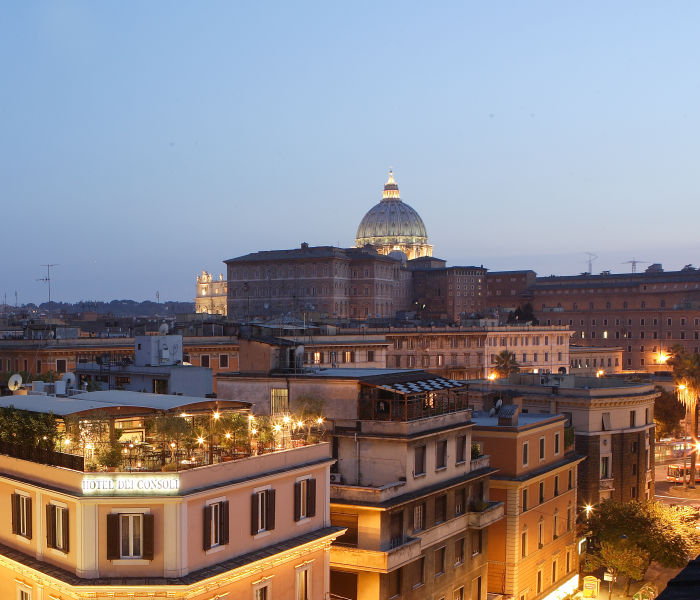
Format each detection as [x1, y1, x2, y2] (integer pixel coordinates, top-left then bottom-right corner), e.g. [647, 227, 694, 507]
[142, 514, 154, 560]
[203, 505, 212, 550]
[11, 494, 18, 535]
[251, 493, 259, 536]
[220, 501, 230, 545]
[294, 482, 302, 522]
[307, 478, 316, 518]
[46, 504, 55, 549]
[106, 514, 120, 560]
[62, 508, 69, 553]
[266, 489, 276, 531]
[26, 498, 32, 539]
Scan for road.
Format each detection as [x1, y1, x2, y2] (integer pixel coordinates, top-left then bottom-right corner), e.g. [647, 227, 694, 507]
[654, 461, 700, 510]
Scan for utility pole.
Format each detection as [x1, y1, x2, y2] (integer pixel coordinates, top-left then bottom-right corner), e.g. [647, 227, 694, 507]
[37, 264, 59, 305]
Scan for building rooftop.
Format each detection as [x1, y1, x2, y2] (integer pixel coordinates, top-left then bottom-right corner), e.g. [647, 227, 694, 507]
[471, 411, 564, 429]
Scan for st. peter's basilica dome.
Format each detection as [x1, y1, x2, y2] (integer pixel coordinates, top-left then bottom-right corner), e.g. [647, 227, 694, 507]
[355, 171, 433, 260]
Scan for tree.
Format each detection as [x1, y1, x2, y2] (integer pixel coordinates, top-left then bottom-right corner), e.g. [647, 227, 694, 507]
[669, 346, 700, 487]
[653, 387, 685, 439]
[507, 303, 539, 325]
[493, 350, 520, 378]
[584, 500, 700, 595]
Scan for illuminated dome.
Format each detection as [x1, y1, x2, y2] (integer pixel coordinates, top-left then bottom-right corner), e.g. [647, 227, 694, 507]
[355, 171, 433, 260]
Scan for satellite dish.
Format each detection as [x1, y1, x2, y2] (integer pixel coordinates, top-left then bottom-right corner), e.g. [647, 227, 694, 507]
[488, 407, 496, 417]
[8, 374, 23, 391]
[61, 372, 76, 388]
[159, 323, 169, 335]
[495, 398, 503, 409]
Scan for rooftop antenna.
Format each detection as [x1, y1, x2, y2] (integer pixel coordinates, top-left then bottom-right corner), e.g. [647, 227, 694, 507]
[37, 264, 59, 305]
[584, 252, 598, 274]
[622, 258, 649, 273]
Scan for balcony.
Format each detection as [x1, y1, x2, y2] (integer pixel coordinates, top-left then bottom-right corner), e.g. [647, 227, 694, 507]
[330, 536, 421, 573]
[468, 500, 504, 529]
[470, 455, 490, 472]
[600, 477, 615, 490]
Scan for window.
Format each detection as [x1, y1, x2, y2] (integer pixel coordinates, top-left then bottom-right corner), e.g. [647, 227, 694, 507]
[436, 440, 447, 470]
[552, 559, 558, 583]
[601, 456, 610, 479]
[630, 410, 636, 427]
[11, 493, 32, 539]
[602, 412, 612, 431]
[296, 565, 311, 600]
[46, 504, 69, 552]
[554, 476, 559, 496]
[251, 489, 276, 534]
[472, 576, 482, 600]
[344, 350, 355, 363]
[567, 507, 572, 531]
[200, 354, 210, 368]
[270, 388, 289, 414]
[553, 513, 559, 538]
[313, 351, 323, 364]
[294, 478, 316, 521]
[522, 441, 529, 466]
[455, 488, 465, 516]
[539, 437, 545, 460]
[435, 495, 447, 524]
[453, 587, 464, 600]
[414, 445, 426, 476]
[539, 481, 545, 503]
[56, 359, 66, 373]
[16, 585, 31, 600]
[521, 530, 527, 557]
[537, 570, 543, 594]
[254, 583, 270, 600]
[568, 469, 573, 490]
[554, 432, 560, 455]
[204, 500, 230, 550]
[566, 550, 571, 573]
[538, 520, 544, 547]
[456, 435, 467, 464]
[454, 537, 464, 565]
[435, 546, 446, 576]
[412, 556, 425, 588]
[414, 502, 426, 531]
[522, 488, 528, 512]
[367, 350, 375, 362]
[388, 568, 402, 598]
[106, 512, 154, 560]
[219, 354, 229, 368]
[471, 529, 482, 555]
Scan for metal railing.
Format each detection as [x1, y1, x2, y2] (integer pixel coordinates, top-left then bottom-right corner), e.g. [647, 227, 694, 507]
[0, 440, 84, 471]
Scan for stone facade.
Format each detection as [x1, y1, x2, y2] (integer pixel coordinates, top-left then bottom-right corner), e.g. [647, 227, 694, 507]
[195, 270, 228, 315]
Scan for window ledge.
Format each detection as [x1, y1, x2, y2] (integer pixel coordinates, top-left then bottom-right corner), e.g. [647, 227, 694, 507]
[205, 544, 226, 556]
[49, 548, 69, 557]
[14, 534, 31, 545]
[435, 466, 447, 473]
[413, 472, 426, 479]
[254, 529, 272, 540]
[111, 558, 150, 565]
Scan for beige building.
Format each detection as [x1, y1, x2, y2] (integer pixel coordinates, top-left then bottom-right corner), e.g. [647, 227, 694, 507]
[472, 407, 584, 600]
[569, 345, 623, 375]
[216, 367, 504, 600]
[470, 374, 658, 506]
[0, 393, 341, 599]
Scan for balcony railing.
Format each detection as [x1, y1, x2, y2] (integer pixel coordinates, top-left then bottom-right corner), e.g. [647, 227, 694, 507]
[468, 501, 505, 529]
[0, 440, 84, 471]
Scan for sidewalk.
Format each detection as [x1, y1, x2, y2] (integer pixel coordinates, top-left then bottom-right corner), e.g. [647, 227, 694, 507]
[590, 563, 683, 599]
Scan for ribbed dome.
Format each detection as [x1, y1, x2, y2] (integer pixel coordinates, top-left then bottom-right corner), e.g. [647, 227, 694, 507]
[356, 171, 428, 244]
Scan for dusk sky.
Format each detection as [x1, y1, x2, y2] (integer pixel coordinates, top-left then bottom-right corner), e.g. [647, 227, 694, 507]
[3, 2, 700, 305]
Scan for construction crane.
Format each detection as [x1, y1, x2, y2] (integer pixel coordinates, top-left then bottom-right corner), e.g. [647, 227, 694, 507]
[622, 258, 649, 273]
[585, 252, 598, 274]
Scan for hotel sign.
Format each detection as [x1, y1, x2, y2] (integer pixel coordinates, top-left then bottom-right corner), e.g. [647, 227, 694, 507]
[82, 475, 180, 495]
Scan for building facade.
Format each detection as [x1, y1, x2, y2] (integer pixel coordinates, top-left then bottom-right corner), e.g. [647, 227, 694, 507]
[0, 426, 340, 599]
[195, 270, 228, 315]
[530, 267, 700, 372]
[469, 374, 658, 506]
[472, 407, 584, 600]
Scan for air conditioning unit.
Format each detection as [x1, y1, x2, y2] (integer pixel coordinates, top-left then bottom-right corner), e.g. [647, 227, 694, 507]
[330, 473, 342, 484]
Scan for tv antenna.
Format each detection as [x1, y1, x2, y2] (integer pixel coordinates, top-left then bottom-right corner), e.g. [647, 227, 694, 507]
[585, 252, 598, 274]
[37, 264, 59, 304]
[622, 258, 649, 273]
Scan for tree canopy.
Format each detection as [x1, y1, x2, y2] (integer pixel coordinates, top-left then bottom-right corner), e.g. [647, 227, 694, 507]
[493, 350, 520, 378]
[653, 386, 685, 438]
[584, 500, 700, 593]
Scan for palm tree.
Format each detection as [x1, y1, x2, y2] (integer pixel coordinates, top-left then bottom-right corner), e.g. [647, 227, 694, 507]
[493, 350, 520, 379]
[670, 346, 700, 488]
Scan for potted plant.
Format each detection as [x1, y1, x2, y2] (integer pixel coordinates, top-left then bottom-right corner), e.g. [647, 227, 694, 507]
[97, 443, 123, 471]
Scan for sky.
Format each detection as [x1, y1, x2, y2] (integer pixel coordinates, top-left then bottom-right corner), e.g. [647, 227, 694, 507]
[2, 1, 700, 305]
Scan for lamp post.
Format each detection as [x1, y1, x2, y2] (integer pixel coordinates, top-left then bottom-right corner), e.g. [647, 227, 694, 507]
[679, 384, 690, 489]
